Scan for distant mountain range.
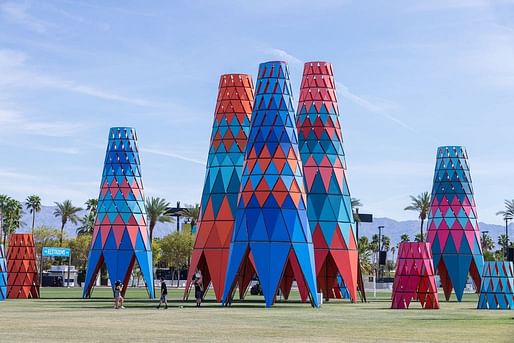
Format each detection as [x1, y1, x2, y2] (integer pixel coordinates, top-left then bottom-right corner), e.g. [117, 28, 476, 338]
[18, 205, 511, 246]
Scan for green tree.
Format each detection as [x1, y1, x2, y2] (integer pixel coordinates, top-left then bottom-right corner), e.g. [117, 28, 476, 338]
[159, 230, 193, 286]
[357, 236, 373, 274]
[381, 235, 391, 252]
[68, 234, 92, 271]
[498, 234, 509, 258]
[0, 194, 11, 245]
[404, 192, 431, 242]
[53, 200, 82, 247]
[25, 195, 42, 233]
[496, 199, 514, 221]
[414, 233, 423, 242]
[351, 198, 363, 222]
[2, 198, 23, 245]
[145, 197, 173, 244]
[33, 225, 62, 271]
[400, 234, 410, 243]
[178, 203, 200, 231]
[76, 198, 98, 235]
[481, 233, 494, 252]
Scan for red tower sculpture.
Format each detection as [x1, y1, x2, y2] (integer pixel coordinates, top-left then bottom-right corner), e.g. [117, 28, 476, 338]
[296, 61, 358, 302]
[184, 74, 254, 302]
[391, 242, 439, 309]
[7, 233, 39, 299]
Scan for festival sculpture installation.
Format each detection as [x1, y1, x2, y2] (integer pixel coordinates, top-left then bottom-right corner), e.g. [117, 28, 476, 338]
[296, 61, 358, 302]
[391, 242, 439, 309]
[0, 244, 7, 301]
[426, 146, 483, 301]
[477, 261, 514, 310]
[83, 127, 155, 299]
[7, 234, 39, 299]
[222, 61, 319, 308]
[184, 74, 254, 302]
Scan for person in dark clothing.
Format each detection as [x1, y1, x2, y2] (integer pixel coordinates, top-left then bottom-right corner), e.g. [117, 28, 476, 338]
[193, 270, 203, 307]
[157, 277, 168, 309]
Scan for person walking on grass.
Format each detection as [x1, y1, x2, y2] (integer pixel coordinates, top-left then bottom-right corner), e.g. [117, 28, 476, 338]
[114, 280, 125, 309]
[193, 269, 203, 307]
[157, 277, 168, 309]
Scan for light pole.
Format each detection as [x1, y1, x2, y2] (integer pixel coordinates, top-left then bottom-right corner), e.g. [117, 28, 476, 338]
[375, 225, 384, 297]
[504, 216, 512, 260]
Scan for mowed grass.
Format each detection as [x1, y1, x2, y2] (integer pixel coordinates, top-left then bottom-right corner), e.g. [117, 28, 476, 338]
[0, 287, 512, 343]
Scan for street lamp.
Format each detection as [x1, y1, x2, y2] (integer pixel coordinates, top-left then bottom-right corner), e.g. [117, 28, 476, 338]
[374, 225, 384, 297]
[504, 216, 512, 260]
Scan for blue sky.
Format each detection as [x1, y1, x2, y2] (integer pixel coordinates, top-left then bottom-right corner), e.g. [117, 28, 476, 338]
[1, 0, 514, 223]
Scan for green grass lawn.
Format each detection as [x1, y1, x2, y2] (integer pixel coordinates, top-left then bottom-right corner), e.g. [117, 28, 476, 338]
[0, 287, 512, 342]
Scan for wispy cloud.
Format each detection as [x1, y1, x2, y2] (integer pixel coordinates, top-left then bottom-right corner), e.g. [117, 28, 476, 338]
[266, 48, 414, 131]
[265, 48, 303, 66]
[0, 2, 49, 33]
[140, 147, 206, 166]
[0, 49, 166, 108]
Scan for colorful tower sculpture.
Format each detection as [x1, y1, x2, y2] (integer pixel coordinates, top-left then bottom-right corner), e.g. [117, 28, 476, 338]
[222, 61, 319, 308]
[0, 244, 6, 301]
[83, 127, 154, 299]
[477, 261, 514, 310]
[7, 234, 39, 299]
[184, 74, 254, 302]
[391, 242, 439, 309]
[296, 61, 358, 302]
[426, 146, 483, 301]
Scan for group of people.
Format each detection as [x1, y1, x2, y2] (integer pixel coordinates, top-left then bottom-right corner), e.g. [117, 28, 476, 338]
[114, 270, 204, 310]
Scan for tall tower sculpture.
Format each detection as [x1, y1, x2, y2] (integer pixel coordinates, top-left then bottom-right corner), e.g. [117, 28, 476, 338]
[222, 61, 319, 308]
[184, 74, 254, 302]
[83, 127, 154, 299]
[0, 244, 7, 301]
[296, 61, 358, 302]
[7, 234, 39, 299]
[426, 146, 483, 301]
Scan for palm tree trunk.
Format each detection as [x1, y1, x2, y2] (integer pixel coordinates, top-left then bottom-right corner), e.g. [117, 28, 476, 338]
[149, 221, 155, 244]
[32, 211, 36, 234]
[420, 219, 424, 242]
[60, 222, 65, 247]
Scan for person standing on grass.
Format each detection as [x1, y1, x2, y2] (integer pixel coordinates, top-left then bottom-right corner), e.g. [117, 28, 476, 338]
[114, 280, 125, 309]
[193, 269, 203, 307]
[157, 277, 168, 309]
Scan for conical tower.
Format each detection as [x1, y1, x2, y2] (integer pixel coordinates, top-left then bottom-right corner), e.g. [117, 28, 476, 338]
[83, 127, 154, 299]
[184, 74, 254, 302]
[222, 61, 319, 308]
[296, 61, 358, 302]
[426, 146, 483, 301]
[7, 234, 39, 299]
[0, 244, 7, 301]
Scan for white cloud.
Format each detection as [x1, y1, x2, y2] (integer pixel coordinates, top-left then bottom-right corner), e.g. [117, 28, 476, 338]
[0, 49, 165, 108]
[265, 48, 303, 66]
[0, 2, 48, 33]
[140, 147, 206, 166]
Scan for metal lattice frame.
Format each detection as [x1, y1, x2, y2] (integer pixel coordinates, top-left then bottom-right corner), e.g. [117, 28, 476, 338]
[426, 146, 483, 301]
[184, 74, 254, 302]
[83, 127, 155, 299]
[0, 244, 7, 300]
[391, 242, 439, 309]
[477, 261, 514, 309]
[296, 61, 358, 302]
[7, 234, 39, 299]
[222, 61, 319, 308]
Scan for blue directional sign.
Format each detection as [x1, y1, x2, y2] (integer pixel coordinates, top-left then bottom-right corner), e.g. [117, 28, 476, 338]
[42, 247, 71, 257]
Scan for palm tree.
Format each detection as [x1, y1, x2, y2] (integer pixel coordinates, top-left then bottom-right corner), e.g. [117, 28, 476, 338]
[77, 198, 98, 235]
[0, 194, 10, 245]
[178, 203, 200, 231]
[25, 195, 42, 233]
[351, 198, 363, 222]
[54, 200, 82, 246]
[400, 233, 410, 242]
[2, 197, 22, 245]
[145, 197, 173, 243]
[85, 198, 98, 215]
[496, 199, 514, 256]
[498, 234, 509, 258]
[404, 192, 431, 242]
[480, 233, 494, 252]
